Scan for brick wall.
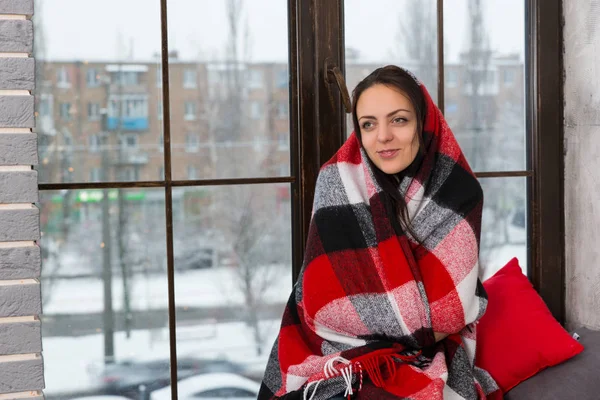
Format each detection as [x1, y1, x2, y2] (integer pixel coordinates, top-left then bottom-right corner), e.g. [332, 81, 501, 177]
[0, 0, 44, 398]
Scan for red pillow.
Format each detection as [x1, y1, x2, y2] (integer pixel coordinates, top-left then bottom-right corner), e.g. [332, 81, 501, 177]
[475, 257, 584, 393]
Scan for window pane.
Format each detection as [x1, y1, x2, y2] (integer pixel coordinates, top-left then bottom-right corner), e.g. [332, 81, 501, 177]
[40, 189, 170, 398]
[444, 0, 526, 172]
[345, 0, 439, 136]
[167, 0, 290, 179]
[173, 184, 292, 384]
[479, 177, 528, 280]
[35, 0, 163, 183]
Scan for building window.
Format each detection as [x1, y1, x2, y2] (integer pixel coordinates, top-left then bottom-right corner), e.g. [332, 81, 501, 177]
[109, 96, 149, 118]
[88, 134, 101, 152]
[185, 133, 200, 152]
[112, 71, 140, 86]
[122, 167, 139, 181]
[248, 69, 264, 89]
[187, 165, 197, 180]
[159, 167, 164, 180]
[184, 102, 196, 120]
[60, 103, 72, 120]
[156, 67, 162, 87]
[86, 68, 99, 87]
[57, 66, 70, 87]
[278, 131, 289, 150]
[159, 134, 164, 152]
[88, 103, 100, 120]
[276, 69, 288, 89]
[446, 69, 458, 87]
[276, 102, 288, 119]
[89, 168, 102, 182]
[119, 134, 139, 150]
[39, 97, 52, 117]
[183, 69, 197, 88]
[157, 99, 163, 120]
[250, 101, 262, 119]
[504, 69, 515, 85]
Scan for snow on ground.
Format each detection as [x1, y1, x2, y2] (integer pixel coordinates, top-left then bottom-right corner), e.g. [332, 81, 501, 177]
[43, 266, 292, 314]
[43, 319, 282, 395]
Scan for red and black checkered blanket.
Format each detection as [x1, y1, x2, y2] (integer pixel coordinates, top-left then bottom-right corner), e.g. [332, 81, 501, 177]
[258, 83, 499, 400]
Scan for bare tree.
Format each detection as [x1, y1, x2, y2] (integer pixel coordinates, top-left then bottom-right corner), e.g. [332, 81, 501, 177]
[393, 0, 438, 101]
[189, 0, 289, 356]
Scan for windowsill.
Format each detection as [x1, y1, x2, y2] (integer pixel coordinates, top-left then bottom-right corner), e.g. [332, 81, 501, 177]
[184, 116, 196, 121]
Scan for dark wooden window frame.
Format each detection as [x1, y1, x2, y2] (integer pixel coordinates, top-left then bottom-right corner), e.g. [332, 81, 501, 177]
[37, 0, 564, 397]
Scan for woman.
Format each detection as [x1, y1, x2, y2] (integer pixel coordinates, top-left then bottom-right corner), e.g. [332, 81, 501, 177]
[258, 66, 500, 399]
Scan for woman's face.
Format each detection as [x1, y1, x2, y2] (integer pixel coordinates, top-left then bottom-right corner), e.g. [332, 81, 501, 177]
[356, 84, 420, 175]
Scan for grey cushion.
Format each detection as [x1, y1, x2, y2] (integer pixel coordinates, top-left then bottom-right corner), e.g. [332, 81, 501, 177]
[504, 328, 600, 400]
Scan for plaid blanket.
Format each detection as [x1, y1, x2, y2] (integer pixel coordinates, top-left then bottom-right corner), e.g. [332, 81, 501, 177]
[259, 82, 500, 399]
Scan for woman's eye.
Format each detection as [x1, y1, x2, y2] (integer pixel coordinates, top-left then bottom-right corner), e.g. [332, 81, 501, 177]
[393, 117, 407, 124]
[361, 121, 373, 129]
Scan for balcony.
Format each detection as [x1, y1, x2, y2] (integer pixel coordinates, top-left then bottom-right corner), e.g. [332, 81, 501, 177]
[107, 117, 149, 132]
[112, 150, 149, 165]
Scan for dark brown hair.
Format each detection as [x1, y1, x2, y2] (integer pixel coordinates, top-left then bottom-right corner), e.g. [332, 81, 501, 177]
[351, 65, 426, 240]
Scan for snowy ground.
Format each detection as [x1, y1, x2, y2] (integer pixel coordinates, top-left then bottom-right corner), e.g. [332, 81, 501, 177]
[43, 320, 282, 395]
[43, 265, 293, 314]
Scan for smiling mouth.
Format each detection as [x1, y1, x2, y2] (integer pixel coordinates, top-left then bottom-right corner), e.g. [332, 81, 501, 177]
[377, 149, 400, 158]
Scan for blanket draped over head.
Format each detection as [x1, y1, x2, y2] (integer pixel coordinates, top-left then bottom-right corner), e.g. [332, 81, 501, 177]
[258, 77, 500, 400]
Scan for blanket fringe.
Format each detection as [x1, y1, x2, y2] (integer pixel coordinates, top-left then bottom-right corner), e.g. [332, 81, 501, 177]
[304, 349, 423, 399]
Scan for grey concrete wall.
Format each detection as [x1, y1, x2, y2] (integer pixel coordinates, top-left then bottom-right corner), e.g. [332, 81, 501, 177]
[564, 0, 600, 330]
[0, 0, 44, 397]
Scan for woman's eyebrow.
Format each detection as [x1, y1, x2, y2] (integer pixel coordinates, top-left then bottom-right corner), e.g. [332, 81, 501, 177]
[358, 108, 412, 120]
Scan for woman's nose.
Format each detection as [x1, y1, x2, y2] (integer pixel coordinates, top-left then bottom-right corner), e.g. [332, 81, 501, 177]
[377, 125, 393, 143]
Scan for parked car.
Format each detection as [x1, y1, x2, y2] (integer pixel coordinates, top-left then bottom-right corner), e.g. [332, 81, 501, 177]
[150, 372, 260, 400]
[93, 357, 244, 398]
[69, 397, 132, 400]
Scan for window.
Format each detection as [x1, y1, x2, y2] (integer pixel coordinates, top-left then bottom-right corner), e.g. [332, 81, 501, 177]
[59, 103, 71, 120]
[278, 131, 289, 150]
[183, 68, 197, 88]
[119, 134, 138, 150]
[159, 166, 164, 180]
[276, 69, 289, 89]
[247, 69, 264, 89]
[109, 96, 149, 118]
[446, 69, 459, 87]
[88, 103, 100, 120]
[112, 71, 140, 86]
[86, 68, 99, 87]
[88, 134, 100, 152]
[122, 167, 139, 181]
[159, 134, 164, 152]
[157, 100, 163, 120]
[57, 66, 70, 87]
[504, 69, 515, 85]
[184, 101, 196, 120]
[89, 168, 101, 182]
[187, 165, 197, 180]
[276, 102, 288, 119]
[185, 133, 200, 152]
[39, 96, 52, 117]
[156, 67, 163, 87]
[250, 101, 262, 119]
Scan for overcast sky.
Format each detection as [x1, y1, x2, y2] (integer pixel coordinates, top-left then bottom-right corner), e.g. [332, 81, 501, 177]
[37, 0, 524, 64]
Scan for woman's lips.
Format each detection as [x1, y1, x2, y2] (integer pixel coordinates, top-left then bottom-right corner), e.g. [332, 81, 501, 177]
[377, 149, 400, 159]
